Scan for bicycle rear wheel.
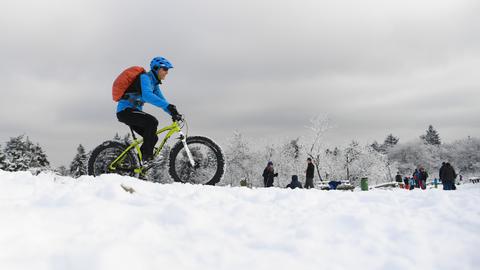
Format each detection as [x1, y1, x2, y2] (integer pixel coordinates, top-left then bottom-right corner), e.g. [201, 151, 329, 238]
[168, 136, 225, 185]
[87, 141, 139, 177]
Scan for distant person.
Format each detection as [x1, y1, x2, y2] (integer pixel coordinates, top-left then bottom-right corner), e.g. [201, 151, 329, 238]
[413, 169, 420, 188]
[328, 181, 342, 190]
[439, 162, 448, 190]
[439, 162, 446, 185]
[418, 167, 428, 190]
[440, 162, 457, 191]
[409, 177, 415, 190]
[286, 175, 303, 189]
[262, 161, 278, 187]
[403, 176, 410, 189]
[304, 158, 315, 189]
[451, 165, 458, 190]
[395, 172, 402, 183]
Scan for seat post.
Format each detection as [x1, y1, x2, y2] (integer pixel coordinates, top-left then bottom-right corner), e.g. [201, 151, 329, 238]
[129, 127, 137, 141]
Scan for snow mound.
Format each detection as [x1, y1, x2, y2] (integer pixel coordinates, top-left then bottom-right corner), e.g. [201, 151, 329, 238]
[1, 170, 479, 270]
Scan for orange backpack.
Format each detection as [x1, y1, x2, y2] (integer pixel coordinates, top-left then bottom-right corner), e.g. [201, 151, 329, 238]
[112, 66, 146, 101]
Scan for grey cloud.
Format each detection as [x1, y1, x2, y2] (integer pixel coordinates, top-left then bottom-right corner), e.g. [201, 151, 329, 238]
[1, 0, 479, 166]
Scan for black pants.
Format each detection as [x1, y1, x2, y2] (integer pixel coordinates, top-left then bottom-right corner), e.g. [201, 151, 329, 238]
[117, 108, 158, 160]
[264, 177, 274, 187]
[443, 180, 454, 190]
[305, 177, 314, 189]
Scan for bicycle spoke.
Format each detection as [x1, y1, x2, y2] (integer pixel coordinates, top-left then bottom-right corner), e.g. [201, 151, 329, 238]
[93, 147, 137, 177]
[173, 144, 218, 184]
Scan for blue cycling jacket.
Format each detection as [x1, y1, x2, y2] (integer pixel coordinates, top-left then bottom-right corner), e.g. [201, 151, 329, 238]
[116, 70, 171, 114]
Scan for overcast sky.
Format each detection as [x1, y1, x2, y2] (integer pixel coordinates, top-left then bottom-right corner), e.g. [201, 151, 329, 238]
[1, 0, 479, 167]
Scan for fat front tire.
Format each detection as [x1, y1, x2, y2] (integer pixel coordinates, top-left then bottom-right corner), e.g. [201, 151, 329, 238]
[168, 136, 225, 185]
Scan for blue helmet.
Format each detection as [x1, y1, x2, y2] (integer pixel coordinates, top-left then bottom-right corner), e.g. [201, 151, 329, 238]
[150, 56, 173, 71]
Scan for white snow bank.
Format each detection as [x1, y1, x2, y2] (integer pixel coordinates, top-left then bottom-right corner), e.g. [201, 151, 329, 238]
[0, 170, 479, 270]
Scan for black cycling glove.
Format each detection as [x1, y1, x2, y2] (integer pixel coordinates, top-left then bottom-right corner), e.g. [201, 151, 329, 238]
[167, 104, 182, 122]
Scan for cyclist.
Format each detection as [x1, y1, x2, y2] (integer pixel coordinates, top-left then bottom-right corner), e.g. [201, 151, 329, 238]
[116, 56, 182, 165]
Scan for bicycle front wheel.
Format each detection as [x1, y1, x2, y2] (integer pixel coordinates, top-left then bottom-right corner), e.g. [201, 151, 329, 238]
[168, 136, 225, 185]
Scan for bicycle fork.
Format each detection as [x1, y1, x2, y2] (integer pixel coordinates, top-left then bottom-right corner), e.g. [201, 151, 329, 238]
[179, 131, 196, 167]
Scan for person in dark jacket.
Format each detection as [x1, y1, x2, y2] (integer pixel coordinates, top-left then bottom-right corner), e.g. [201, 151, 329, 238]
[395, 172, 402, 183]
[439, 162, 446, 188]
[286, 175, 303, 189]
[440, 162, 457, 190]
[418, 167, 428, 190]
[262, 161, 278, 187]
[413, 169, 420, 188]
[304, 158, 315, 189]
[403, 176, 409, 189]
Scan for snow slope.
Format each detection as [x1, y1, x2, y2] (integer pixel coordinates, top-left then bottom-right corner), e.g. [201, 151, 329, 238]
[0, 170, 479, 270]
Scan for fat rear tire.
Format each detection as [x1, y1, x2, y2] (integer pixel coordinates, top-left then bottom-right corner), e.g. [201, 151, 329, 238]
[87, 140, 139, 177]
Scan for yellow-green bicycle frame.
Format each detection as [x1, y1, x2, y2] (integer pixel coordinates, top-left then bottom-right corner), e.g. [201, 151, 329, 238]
[108, 121, 194, 175]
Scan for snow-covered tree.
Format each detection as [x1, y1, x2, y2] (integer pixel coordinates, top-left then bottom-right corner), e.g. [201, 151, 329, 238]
[113, 132, 132, 145]
[69, 144, 87, 177]
[223, 132, 262, 186]
[3, 135, 50, 172]
[28, 142, 50, 168]
[351, 145, 393, 186]
[113, 133, 122, 141]
[303, 115, 332, 181]
[384, 134, 399, 148]
[319, 142, 394, 186]
[0, 147, 6, 170]
[372, 134, 399, 154]
[263, 143, 276, 163]
[388, 139, 440, 176]
[344, 141, 361, 181]
[386, 137, 480, 178]
[322, 147, 343, 181]
[371, 141, 384, 153]
[439, 137, 480, 176]
[56, 165, 69, 176]
[4, 136, 29, 171]
[420, 125, 441, 145]
[274, 138, 306, 187]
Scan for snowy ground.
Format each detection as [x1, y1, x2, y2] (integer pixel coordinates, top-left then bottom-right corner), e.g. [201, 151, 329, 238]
[0, 170, 479, 270]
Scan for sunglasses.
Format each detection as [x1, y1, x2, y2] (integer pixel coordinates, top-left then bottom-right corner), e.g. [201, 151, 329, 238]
[160, 67, 169, 71]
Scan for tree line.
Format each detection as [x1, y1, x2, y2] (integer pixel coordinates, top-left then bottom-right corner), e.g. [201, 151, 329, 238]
[221, 120, 480, 187]
[1, 123, 479, 188]
[0, 135, 88, 177]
